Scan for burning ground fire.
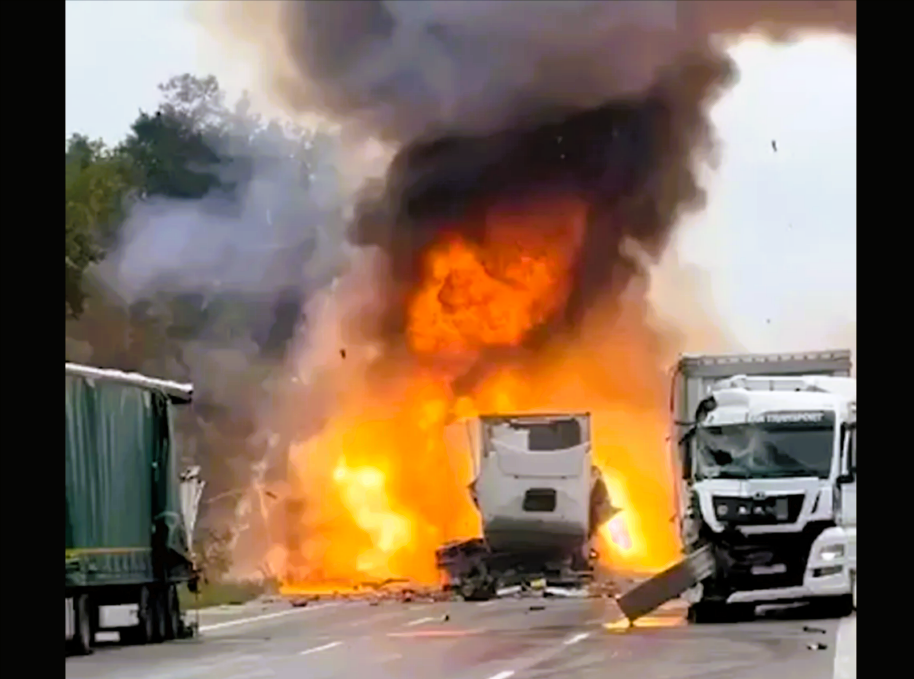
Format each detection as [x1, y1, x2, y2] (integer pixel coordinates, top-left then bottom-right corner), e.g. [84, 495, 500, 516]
[271, 195, 681, 595]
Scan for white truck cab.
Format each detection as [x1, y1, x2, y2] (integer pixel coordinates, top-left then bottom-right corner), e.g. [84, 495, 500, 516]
[681, 373, 856, 619]
[615, 351, 856, 623]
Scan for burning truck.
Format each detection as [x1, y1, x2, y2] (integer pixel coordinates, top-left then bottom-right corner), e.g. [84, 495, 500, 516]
[436, 413, 620, 600]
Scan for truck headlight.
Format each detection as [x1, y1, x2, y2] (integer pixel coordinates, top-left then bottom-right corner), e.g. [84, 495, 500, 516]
[818, 544, 845, 562]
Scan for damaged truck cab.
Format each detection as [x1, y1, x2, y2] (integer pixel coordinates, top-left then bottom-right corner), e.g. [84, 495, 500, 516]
[673, 352, 857, 622]
[436, 412, 616, 600]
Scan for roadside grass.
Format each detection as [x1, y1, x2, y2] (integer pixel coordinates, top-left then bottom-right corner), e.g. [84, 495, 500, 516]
[178, 578, 279, 610]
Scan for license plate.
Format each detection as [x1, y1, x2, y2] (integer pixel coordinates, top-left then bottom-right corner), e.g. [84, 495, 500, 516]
[752, 564, 787, 575]
[530, 578, 546, 589]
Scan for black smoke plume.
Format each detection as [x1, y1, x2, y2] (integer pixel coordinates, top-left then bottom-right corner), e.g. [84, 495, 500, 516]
[209, 1, 854, 344]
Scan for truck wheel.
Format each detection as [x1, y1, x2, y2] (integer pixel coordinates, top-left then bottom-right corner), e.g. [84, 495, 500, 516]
[852, 573, 856, 611]
[71, 594, 94, 655]
[460, 582, 483, 601]
[460, 580, 496, 602]
[727, 603, 756, 622]
[687, 601, 728, 624]
[818, 594, 854, 618]
[164, 584, 181, 640]
[151, 587, 168, 643]
[132, 585, 156, 644]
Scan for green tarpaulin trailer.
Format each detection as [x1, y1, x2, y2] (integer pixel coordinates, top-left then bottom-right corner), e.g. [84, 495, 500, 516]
[65, 363, 199, 654]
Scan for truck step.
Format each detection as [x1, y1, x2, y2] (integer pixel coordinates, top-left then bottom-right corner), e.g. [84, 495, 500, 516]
[616, 545, 715, 622]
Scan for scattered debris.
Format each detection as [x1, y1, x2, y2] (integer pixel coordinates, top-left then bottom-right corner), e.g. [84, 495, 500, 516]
[529, 605, 546, 611]
[290, 599, 309, 608]
[807, 642, 828, 651]
[279, 582, 455, 606]
[771, 140, 778, 152]
[340, 349, 347, 359]
[803, 626, 827, 634]
[443, 614, 450, 622]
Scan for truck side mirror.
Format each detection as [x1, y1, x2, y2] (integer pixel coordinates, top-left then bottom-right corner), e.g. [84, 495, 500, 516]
[679, 426, 696, 480]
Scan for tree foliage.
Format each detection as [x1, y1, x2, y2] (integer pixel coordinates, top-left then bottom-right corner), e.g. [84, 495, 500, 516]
[66, 74, 346, 527]
[65, 135, 138, 317]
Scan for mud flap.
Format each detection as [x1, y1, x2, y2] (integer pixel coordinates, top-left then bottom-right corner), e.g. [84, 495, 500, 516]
[616, 544, 716, 622]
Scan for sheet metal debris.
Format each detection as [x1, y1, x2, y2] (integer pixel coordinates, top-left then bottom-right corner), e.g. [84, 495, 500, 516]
[616, 545, 716, 622]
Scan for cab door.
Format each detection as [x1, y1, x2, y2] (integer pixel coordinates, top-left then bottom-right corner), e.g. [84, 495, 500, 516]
[838, 423, 856, 527]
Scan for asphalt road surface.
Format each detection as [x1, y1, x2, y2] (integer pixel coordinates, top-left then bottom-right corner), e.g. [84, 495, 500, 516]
[66, 597, 855, 679]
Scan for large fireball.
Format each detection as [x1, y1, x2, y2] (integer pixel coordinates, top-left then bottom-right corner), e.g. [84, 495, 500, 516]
[274, 195, 681, 594]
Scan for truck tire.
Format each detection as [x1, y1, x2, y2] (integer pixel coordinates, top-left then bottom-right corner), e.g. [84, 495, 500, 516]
[852, 573, 856, 611]
[71, 594, 94, 655]
[687, 601, 730, 624]
[818, 594, 854, 618]
[130, 585, 156, 644]
[460, 580, 496, 602]
[151, 587, 168, 643]
[164, 584, 181, 640]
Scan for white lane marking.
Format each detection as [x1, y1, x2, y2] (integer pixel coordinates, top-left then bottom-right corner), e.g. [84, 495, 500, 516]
[487, 672, 515, 679]
[833, 616, 856, 679]
[406, 616, 435, 627]
[300, 640, 343, 657]
[564, 632, 591, 645]
[199, 603, 337, 632]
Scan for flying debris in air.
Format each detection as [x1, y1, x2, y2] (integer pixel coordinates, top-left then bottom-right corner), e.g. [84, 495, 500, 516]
[339, 349, 347, 360]
[771, 140, 778, 152]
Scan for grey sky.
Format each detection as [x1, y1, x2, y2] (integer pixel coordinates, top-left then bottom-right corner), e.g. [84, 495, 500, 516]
[65, 1, 856, 357]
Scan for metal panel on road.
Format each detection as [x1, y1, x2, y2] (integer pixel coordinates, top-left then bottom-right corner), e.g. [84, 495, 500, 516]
[617, 545, 715, 622]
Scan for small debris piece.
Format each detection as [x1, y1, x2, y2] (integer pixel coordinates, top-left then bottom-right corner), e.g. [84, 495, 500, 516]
[529, 605, 546, 611]
[443, 614, 450, 622]
[340, 349, 347, 359]
[807, 643, 828, 651]
[803, 626, 827, 634]
[771, 140, 778, 152]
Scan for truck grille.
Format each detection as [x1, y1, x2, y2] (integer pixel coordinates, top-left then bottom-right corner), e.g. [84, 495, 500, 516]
[712, 494, 804, 525]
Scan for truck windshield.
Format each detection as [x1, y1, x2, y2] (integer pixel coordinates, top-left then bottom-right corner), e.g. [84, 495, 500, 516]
[694, 423, 834, 480]
[504, 418, 582, 451]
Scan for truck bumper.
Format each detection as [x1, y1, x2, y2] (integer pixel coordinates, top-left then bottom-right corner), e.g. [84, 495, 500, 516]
[726, 526, 853, 604]
[726, 571, 851, 604]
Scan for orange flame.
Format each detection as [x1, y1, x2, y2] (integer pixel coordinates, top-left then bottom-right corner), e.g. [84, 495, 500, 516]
[407, 197, 587, 356]
[275, 195, 681, 595]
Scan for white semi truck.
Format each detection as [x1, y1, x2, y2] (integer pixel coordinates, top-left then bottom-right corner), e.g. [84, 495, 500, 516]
[618, 350, 856, 623]
[436, 413, 617, 600]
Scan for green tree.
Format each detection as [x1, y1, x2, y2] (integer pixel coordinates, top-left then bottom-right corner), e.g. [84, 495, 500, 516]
[65, 135, 137, 318]
[66, 73, 347, 519]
